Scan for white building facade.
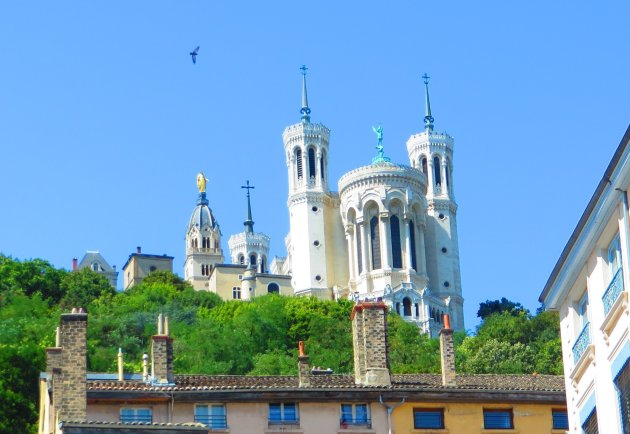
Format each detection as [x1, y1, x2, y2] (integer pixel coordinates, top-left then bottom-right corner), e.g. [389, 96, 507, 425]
[540, 125, 630, 433]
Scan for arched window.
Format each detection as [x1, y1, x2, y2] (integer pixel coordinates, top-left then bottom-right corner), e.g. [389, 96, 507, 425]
[214, 239, 219, 249]
[320, 151, 326, 181]
[390, 215, 402, 268]
[370, 216, 381, 270]
[421, 157, 428, 174]
[267, 283, 279, 294]
[260, 256, 267, 273]
[295, 149, 303, 179]
[308, 148, 316, 178]
[238, 255, 245, 265]
[403, 297, 412, 316]
[356, 223, 363, 274]
[249, 254, 257, 268]
[409, 221, 417, 271]
[433, 156, 441, 186]
[415, 303, 419, 317]
[395, 302, 400, 314]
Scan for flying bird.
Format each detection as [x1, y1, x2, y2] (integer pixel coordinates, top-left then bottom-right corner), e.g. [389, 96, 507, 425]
[189, 46, 199, 64]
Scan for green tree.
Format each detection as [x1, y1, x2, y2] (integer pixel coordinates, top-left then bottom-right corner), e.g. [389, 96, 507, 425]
[59, 268, 116, 309]
[477, 297, 526, 320]
[0, 255, 66, 303]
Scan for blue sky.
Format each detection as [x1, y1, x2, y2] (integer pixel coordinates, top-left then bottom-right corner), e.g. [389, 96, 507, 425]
[1, 1, 629, 330]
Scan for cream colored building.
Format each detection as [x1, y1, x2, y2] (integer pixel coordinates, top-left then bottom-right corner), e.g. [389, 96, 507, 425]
[39, 305, 567, 434]
[184, 71, 465, 335]
[540, 125, 630, 433]
[122, 247, 174, 290]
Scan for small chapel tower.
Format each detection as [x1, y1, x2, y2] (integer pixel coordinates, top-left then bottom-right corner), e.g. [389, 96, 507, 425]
[228, 180, 270, 273]
[406, 75, 464, 330]
[283, 66, 348, 298]
[184, 172, 224, 290]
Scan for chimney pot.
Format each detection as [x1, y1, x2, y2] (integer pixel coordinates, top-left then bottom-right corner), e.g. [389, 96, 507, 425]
[443, 314, 451, 329]
[137, 246, 142, 254]
[298, 341, 305, 357]
[72, 258, 78, 271]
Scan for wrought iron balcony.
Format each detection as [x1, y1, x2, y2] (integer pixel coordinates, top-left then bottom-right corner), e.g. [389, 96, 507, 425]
[603, 268, 624, 315]
[572, 322, 591, 362]
[340, 418, 372, 429]
[194, 415, 227, 429]
[268, 418, 300, 429]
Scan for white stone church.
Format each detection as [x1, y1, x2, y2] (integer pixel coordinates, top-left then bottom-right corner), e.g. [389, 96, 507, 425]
[183, 70, 464, 335]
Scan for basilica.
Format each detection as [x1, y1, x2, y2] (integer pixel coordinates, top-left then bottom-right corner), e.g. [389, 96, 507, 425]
[183, 71, 464, 335]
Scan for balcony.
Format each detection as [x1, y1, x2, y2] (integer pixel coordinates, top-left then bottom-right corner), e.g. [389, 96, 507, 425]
[603, 268, 624, 315]
[572, 322, 591, 362]
[268, 418, 300, 430]
[195, 415, 227, 430]
[340, 418, 372, 429]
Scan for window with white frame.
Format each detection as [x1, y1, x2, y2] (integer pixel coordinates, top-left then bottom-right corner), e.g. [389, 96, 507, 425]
[578, 291, 590, 329]
[268, 402, 298, 425]
[608, 235, 622, 275]
[340, 403, 370, 428]
[120, 407, 152, 423]
[194, 404, 227, 429]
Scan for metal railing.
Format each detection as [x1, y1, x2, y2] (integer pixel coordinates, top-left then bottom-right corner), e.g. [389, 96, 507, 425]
[268, 418, 300, 429]
[195, 415, 227, 429]
[603, 268, 624, 315]
[340, 418, 372, 429]
[120, 414, 152, 424]
[572, 322, 591, 362]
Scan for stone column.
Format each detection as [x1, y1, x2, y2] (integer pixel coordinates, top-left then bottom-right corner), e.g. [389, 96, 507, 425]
[379, 212, 391, 269]
[404, 217, 413, 270]
[417, 222, 428, 275]
[288, 154, 295, 192]
[441, 159, 449, 196]
[316, 149, 322, 187]
[359, 219, 368, 274]
[345, 224, 356, 279]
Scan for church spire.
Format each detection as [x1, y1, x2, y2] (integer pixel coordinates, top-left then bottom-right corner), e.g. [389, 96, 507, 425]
[241, 180, 255, 233]
[422, 73, 434, 131]
[300, 65, 311, 123]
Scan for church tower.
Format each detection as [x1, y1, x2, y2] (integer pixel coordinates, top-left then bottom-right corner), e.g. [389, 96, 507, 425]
[184, 172, 224, 290]
[228, 180, 270, 273]
[283, 66, 348, 298]
[406, 75, 464, 330]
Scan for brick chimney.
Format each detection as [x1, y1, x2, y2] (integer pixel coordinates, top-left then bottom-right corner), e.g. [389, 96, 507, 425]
[351, 301, 391, 386]
[439, 314, 456, 386]
[72, 258, 78, 271]
[151, 314, 174, 384]
[297, 341, 311, 387]
[47, 308, 88, 422]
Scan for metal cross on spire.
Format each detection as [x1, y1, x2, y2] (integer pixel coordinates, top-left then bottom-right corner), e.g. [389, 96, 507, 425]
[422, 73, 434, 131]
[241, 180, 255, 233]
[300, 65, 311, 122]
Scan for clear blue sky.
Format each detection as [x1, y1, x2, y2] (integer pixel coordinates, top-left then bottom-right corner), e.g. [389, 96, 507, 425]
[1, 1, 629, 330]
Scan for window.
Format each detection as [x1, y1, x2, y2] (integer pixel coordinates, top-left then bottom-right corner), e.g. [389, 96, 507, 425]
[552, 409, 568, 430]
[403, 297, 412, 316]
[421, 157, 428, 174]
[390, 215, 402, 268]
[483, 409, 513, 429]
[615, 359, 630, 433]
[582, 408, 598, 434]
[295, 149, 303, 179]
[260, 256, 267, 273]
[232, 287, 241, 299]
[578, 291, 590, 328]
[608, 235, 622, 275]
[149, 266, 157, 272]
[433, 156, 442, 186]
[413, 408, 444, 429]
[268, 403, 298, 425]
[268, 283, 279, 294]
[370, 216, 381, 270]
[195, 404, 227, 429]
[308, 148, 316, 178]
[120, 408, 152, 423]
[445, 160, 450, 188]
[91, 262, 100, 272]
[249, 254, 257, 268]
[238, 255, 244, 265]
[340, 404, 370, 428]
[320, 151, 326, 181]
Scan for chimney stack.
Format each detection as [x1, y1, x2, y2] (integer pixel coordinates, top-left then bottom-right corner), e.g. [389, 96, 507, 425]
[72, 258, 78, 271]
[297, 341, 311, 387]
[137, 246, 142, 254]
[151, 314, 174, 384]
[351, 302, 391, 386]
[439, 314, 456, 386]
[51, 309, 88, 422]
[117, 348, 124, 381]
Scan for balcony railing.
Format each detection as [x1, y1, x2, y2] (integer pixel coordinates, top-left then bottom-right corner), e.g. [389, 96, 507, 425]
[195, 415, 227, 429]
[572, 322, 591, 362]
[603, 267, 624, 315]
[340, 418, 372, 429]
[268, 418, 300, 429]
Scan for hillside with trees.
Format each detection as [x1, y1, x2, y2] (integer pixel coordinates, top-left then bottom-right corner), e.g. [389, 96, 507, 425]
[0, 255, 562, 434]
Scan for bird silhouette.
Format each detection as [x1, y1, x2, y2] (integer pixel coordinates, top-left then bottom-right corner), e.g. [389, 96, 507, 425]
[190, 46, 199, 64]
